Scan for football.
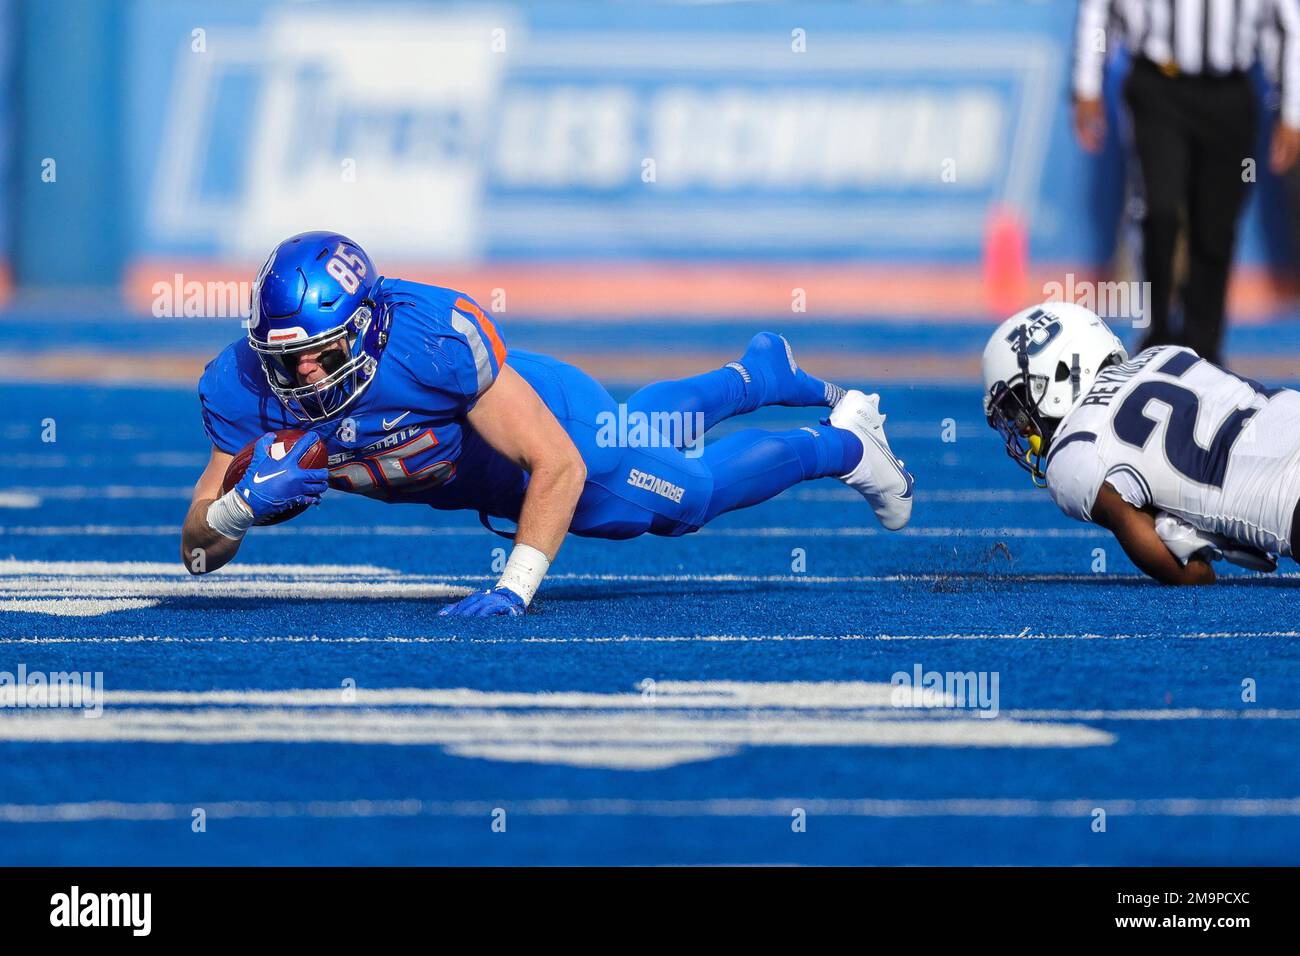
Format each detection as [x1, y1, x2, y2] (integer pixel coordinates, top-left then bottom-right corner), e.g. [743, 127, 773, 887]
[221, 429, 329, 526]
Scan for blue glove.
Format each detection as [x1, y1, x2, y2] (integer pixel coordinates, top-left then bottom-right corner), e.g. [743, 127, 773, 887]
[439, 586, 526, 617]
[235, 433, 329, 521]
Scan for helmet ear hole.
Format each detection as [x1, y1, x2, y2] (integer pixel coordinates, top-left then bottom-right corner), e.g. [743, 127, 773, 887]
[1054, 361, 1072, 382]
[268, 357, 295, 388]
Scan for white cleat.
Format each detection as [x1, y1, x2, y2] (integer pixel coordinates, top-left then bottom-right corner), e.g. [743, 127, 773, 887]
[829, 390, 914, 531]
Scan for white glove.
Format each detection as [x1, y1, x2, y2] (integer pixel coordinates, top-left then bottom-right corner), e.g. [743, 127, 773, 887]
[1153, 512, 1221, 565]
[1153, 511, 1277, 573]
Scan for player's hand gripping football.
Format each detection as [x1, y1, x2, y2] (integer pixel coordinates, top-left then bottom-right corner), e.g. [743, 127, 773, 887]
[234, 432, 330, 521]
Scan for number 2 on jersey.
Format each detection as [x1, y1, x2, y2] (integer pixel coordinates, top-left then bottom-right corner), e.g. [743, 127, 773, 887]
[1113, 352, 1272, 488]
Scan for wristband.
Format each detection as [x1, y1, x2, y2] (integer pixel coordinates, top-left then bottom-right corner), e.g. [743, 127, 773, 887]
[206, 488, 255, 541]
[495, 543, 551, 605]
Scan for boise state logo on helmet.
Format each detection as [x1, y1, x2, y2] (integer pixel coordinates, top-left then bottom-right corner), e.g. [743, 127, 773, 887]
[248, 231, 391, 423]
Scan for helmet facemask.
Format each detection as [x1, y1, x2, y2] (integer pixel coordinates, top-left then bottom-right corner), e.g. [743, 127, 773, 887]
[250, 302, 381, 423]
[984, 325, 1079, 486]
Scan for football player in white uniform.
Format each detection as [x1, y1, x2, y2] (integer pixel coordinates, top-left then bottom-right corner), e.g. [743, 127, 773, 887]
[981, 302, 1300, 584]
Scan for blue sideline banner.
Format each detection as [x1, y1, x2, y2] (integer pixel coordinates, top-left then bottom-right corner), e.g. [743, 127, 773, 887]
[120, 0, 1282, 270]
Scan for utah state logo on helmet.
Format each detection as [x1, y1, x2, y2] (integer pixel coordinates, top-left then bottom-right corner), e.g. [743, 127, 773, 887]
[981, 302, 1127, 485]
[248, 231, 391, 423]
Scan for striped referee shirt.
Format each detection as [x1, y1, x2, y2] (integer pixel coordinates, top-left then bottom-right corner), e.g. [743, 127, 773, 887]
[1074, 0, 1300, 125]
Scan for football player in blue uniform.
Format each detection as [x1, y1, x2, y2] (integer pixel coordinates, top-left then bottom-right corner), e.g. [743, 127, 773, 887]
[181, 232, 914, 616]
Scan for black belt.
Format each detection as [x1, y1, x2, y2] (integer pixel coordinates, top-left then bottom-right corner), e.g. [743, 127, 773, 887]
[1134, 56, 1246, 83]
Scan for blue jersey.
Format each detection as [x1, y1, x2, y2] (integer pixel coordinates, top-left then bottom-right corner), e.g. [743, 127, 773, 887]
[200, 277, 715, 538]
[199, 278, 529, 518]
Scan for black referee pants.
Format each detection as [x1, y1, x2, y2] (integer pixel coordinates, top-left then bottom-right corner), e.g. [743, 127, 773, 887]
[1124, 58, 1257, 365]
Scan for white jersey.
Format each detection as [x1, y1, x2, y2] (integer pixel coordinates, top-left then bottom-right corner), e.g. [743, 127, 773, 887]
[1046, 345, 1300, 555]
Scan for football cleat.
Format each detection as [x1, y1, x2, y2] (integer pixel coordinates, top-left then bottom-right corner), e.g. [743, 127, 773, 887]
[829, 390, 914, 530]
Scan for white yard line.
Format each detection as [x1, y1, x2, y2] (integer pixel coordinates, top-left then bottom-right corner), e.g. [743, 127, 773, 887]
[0, 524, 1110, 538]
[2, 796, 1298, 823]
[0, 680, 1114, 765]
[0, 559, 401, 577]
[0, 598, 163, 617]
[3, 630, 1297, 644]
[0, 485, 193, 502]
[791, 488, 1049, 503]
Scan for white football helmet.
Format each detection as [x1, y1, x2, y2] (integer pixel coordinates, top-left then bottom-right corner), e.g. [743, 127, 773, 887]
[981, 302, 1127, 483]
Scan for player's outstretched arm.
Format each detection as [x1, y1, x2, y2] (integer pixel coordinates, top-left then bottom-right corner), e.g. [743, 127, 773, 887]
[1090, 482, 1216, 586]
[441, 365, 587, 616]
[180, 446, 243, 575]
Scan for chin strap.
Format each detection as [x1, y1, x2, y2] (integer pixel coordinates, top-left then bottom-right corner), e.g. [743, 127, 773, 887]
[1015, 324, 1030, 379]
[1070, 352, 1082, 403]
[1011, 324, 1053, 486]
[1025, 433, 1048, 487]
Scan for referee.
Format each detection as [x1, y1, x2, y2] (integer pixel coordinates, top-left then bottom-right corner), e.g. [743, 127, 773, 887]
[1073, 0, 1300, 365]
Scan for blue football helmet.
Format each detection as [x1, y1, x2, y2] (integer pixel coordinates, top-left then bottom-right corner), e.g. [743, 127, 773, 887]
[248, 231, 391, 423]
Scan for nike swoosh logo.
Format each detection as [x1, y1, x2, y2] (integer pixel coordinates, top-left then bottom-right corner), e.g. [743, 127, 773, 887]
[897, 469, 915, 501]
[252, 469, 287, 484]
[382, 411, 412, 430]
[866, 432, 912, 497]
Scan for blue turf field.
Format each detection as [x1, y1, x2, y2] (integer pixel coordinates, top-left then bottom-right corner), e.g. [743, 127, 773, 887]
[1, 322, 1299, 865]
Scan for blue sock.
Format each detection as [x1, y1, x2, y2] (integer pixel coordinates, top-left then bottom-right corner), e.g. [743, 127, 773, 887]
[699, 425, 862, 524]
[625, 368, 748, 435]
[623, 334, 841, 450]
[727, 332, 843, 413]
